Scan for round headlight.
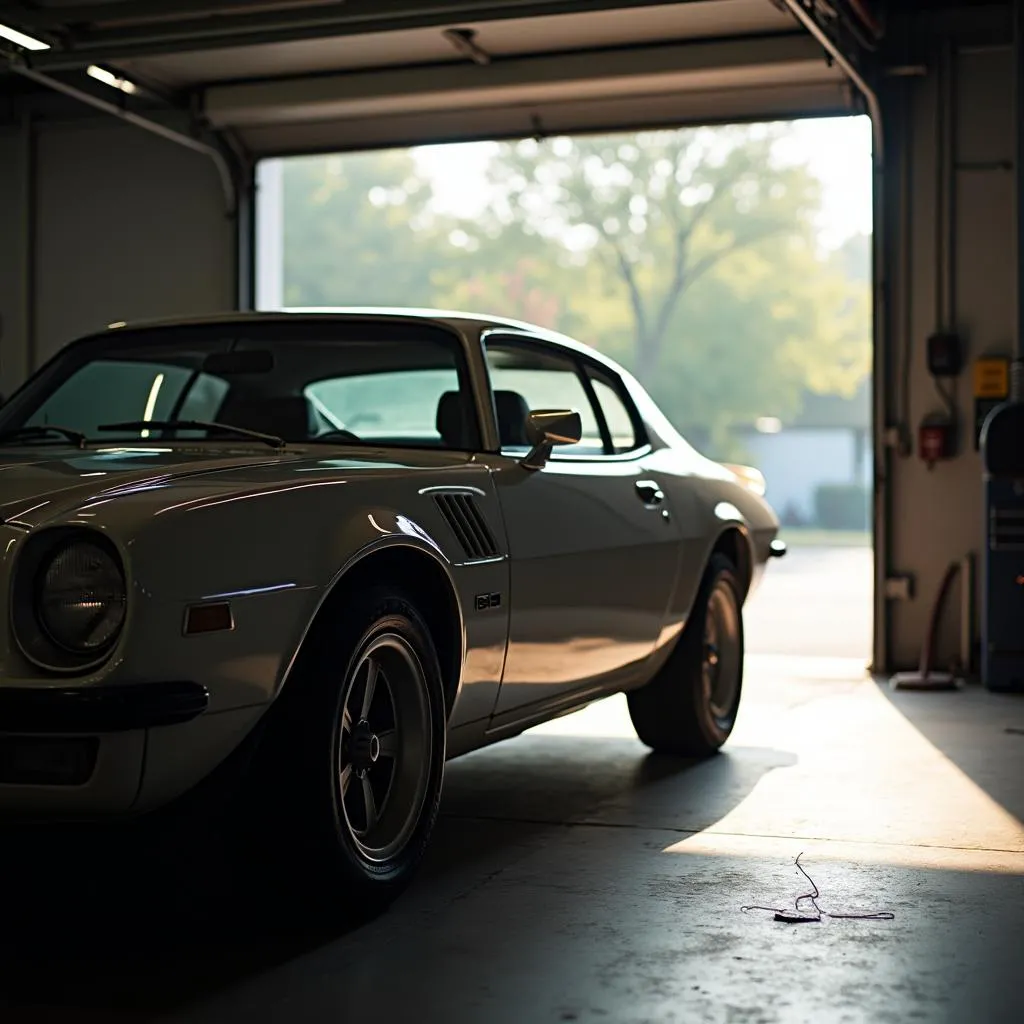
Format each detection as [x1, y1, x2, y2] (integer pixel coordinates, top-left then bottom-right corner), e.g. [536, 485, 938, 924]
[36, 539, 126, 654]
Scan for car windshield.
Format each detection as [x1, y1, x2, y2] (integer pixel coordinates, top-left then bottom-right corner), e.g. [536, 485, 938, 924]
[0, 319, 481, 451]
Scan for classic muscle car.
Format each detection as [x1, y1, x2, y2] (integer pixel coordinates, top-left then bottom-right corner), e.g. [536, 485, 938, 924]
[0, 309, 782, 913]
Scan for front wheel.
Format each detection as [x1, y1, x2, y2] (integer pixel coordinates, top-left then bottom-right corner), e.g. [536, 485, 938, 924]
[627, 553, 744, 757]
[240, 587, 447, 920]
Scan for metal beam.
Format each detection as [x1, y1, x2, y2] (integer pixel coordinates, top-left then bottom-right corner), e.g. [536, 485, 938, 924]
[777, 0, 883, 164]
[0, 0, 345, 28]
[3, 58, 240, 214]
[4, 0, 704, 69]
[203, 32, 839, 128]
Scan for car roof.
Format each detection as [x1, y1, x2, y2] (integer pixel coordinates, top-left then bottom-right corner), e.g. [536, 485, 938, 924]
[94, 307, 623, 375]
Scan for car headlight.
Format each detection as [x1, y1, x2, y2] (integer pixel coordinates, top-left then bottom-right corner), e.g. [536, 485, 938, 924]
[36, 538, 127, 654]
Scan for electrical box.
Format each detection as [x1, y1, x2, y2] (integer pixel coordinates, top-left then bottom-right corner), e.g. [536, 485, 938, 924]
[980, 400, 1024, 692]
[926, 331, 964, 377]
[974, 355, 1010, 449]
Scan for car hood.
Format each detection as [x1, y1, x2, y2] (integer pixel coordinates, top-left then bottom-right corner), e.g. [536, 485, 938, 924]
[0, 444, 454, 525]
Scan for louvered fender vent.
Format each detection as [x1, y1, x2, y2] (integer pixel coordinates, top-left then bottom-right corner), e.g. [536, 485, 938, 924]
[433, 494, 499, 560]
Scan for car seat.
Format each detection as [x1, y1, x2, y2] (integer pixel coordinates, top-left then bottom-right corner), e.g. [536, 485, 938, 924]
[494, 390, 531, 447]
[216, 393, 314, 441]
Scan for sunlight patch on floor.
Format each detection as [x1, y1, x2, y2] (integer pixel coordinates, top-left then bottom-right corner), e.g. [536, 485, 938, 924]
[722, 673, 1024, 854]
[530, 655, 1024, 863]
[662, 831, 1024, 875]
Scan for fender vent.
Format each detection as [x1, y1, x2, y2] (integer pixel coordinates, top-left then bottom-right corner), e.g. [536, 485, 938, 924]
[433, 494, 499, 560]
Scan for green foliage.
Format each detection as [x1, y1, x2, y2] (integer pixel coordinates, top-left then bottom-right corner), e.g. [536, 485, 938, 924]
[278, 123, 872, 462]
[814, 482, 871, 531]
[281, 149, 458, 308]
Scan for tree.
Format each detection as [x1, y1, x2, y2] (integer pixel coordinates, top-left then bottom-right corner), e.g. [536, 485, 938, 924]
[445, 125, 871, 459]
[468, 125, 824, 384]
[281, 149, 459, 307]
[650, 231, 870, 456]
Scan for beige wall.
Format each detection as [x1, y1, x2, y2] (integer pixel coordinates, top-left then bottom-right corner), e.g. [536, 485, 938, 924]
[878, 19, 1015, 672]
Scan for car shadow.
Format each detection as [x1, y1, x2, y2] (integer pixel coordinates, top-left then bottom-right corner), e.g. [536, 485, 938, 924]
[0, 728, 796, 1021]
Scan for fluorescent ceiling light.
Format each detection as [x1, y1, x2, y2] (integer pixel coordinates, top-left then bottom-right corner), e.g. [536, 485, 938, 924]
[0, 23, 50, 50]
[87, 64, 138, 95]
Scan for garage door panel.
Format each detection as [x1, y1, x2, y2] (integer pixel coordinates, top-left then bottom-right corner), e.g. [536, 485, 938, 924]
[234, 80, 853, 155]
[202, 33, 851, 154]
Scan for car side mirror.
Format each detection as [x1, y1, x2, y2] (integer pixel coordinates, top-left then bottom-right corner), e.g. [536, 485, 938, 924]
[520, 408, 582, 470]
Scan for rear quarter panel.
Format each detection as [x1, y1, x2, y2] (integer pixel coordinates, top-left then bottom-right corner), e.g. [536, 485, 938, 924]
[645, 446, 780, 634]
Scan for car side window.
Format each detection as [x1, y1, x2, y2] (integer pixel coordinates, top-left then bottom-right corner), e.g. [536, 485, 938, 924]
[305, 367, 463, 446]
[484, 339, 604, 456]
[587, 371, 641, 453]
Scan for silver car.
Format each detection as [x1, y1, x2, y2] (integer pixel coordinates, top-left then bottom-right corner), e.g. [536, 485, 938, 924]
[0, 309, 783, 914]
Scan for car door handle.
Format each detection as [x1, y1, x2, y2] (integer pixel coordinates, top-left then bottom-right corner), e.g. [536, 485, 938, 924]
[635, 480, 665, 506]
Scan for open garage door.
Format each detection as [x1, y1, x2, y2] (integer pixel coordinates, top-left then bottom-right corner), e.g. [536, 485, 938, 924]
[3, 1, 858, 157]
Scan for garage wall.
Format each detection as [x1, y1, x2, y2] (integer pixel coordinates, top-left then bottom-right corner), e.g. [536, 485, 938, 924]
[0, 114, 238, 397]
[879, 24, 1014, 673]
[0, 126, 30, 398]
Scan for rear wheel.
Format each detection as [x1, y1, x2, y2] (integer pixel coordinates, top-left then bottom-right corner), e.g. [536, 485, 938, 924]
[239, 586, 446, 920]
[627, 553, 744, 757]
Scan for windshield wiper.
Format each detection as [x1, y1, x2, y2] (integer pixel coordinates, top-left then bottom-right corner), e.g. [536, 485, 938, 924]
[0, 425, 88, 448]
[97, 420, 286, 450]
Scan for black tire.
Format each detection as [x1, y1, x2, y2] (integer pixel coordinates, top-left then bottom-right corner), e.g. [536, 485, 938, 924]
[627, 553, 744, 758]
[237, 584, 447, 921]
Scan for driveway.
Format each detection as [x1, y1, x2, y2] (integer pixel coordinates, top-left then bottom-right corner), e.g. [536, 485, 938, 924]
[743, 543, 873, 661]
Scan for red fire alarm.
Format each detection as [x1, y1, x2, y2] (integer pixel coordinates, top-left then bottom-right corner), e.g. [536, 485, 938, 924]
[919, 417, 955, 466]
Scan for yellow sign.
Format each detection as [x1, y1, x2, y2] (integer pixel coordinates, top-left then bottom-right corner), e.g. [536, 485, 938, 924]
[974, 357, 1009, 399]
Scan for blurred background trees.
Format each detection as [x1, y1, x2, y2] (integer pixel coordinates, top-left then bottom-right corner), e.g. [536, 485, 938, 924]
[276, 121, 871, 471]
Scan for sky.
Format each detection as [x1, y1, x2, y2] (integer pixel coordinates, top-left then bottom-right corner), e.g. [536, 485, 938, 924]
[413, 114, 873, 252]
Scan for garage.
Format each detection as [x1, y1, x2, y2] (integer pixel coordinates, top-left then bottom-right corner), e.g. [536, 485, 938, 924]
[0, 1, 1022, 1020]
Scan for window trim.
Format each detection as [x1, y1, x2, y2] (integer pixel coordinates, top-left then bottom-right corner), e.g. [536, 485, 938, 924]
[481, 332, 650, 462]
[579, 360, 649, 456]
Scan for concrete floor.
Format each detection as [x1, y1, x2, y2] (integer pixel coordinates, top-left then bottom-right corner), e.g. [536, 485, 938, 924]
[744, 544, 873, 660]
[3, 545, 1024, 1023]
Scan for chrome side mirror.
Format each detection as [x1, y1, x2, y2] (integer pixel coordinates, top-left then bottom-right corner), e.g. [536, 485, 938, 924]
[520, 408, 582, 470]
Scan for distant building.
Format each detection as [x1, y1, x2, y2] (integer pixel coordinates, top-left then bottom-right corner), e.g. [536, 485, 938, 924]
[734, 379, 872, 528]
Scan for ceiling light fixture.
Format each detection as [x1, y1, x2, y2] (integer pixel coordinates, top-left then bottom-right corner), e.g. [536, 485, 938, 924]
[87, 64, 138, 95]
[0, 23, 50, 51]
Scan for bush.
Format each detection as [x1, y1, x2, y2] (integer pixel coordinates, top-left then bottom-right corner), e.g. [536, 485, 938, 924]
[814, 483, 870, 531]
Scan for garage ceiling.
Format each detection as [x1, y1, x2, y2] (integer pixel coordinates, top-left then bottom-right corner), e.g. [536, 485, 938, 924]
[2, 0, 858, 154]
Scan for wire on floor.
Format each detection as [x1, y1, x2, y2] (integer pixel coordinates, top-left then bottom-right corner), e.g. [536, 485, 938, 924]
[740, 853, 895, 924]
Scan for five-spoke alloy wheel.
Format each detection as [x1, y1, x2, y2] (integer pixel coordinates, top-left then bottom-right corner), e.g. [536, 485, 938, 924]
[336, 633, 433, 865]
[243, 585, 447, 920]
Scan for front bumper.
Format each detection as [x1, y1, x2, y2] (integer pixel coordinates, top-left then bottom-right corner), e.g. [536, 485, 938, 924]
[0, 679, 265, 819]
[0, 681, 208, 733]
[0, 681, 212, 817]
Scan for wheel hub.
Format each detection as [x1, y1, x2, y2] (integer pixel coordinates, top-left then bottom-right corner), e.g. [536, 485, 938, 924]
[349, 720, 381, 776]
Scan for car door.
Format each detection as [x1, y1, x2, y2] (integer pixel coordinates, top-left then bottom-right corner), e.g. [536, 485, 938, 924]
[482, 334, 683, 720]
